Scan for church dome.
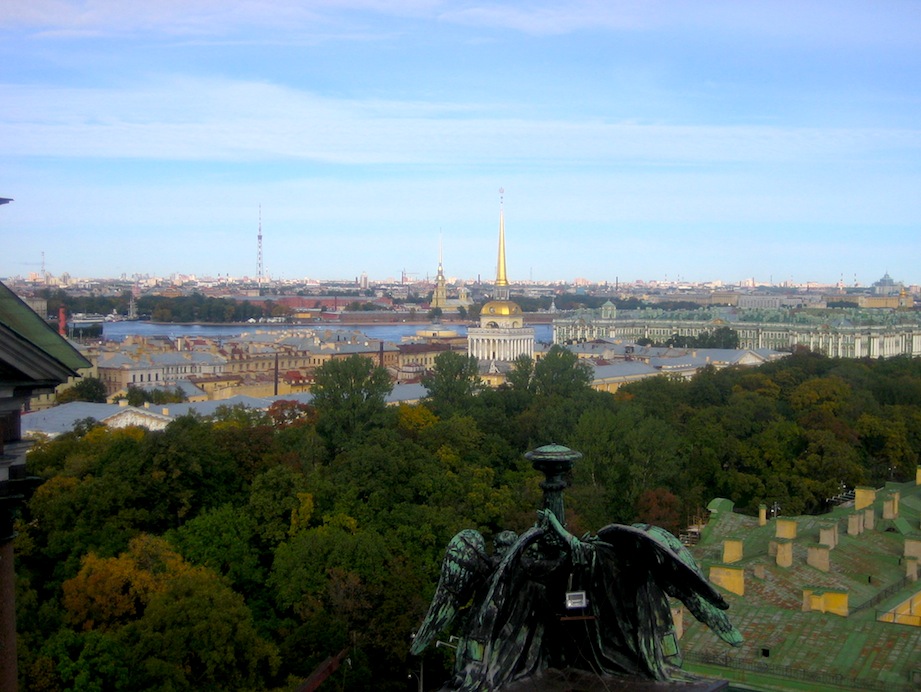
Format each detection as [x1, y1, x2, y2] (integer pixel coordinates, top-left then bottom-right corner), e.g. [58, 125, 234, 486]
[481, 300, 522, 316]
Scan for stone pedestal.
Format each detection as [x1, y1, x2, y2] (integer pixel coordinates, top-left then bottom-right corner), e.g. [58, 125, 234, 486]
[905, 538, 921, 560]
[848, 512, 864, 536]
[722, 540, 743, 564]
[883, 491, 900, 520]
[855, 487, 876, 511]
[709, 565, 745, 596]
[818, 524, 838, 549]
[775, 519, 797, 540]
[775, 539, 793, 568]
[808, 545, 831, 572]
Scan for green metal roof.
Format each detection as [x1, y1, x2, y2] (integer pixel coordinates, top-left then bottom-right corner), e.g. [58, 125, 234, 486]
[707, 498, 736, 514]
[0, 281, 90, 377]
[684, 478, 921, 690]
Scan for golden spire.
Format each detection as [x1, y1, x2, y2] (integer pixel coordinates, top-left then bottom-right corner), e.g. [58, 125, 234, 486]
[438, 230, 444, 276]
[496, 188, 509, 293]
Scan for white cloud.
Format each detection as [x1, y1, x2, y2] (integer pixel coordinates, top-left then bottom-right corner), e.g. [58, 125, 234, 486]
[437, 1, 651, 35]
[6, 0, 918, 48]
[2, 79, 918, 167]
[3, 0, 445, 37]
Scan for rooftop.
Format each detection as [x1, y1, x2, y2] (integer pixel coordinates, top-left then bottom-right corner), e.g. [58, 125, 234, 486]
[681, 477, 921, 690]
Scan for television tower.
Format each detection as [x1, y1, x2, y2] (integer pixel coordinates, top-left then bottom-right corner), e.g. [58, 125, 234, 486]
[257, 205, 263, 289]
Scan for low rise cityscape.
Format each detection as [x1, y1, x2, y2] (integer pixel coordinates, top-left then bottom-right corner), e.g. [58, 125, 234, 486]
[5, 212, 921, 691]
[3, 3, 920, 690]
[11, 199, 920, 412]
[5, 260, 921, 411]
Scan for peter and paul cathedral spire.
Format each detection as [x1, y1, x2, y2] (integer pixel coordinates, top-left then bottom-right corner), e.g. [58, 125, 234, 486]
[431, 231, 448, 310]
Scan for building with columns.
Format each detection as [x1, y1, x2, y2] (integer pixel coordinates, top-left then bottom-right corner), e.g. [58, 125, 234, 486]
[554, 306, 921, 359]
[468, 192, 535, 368]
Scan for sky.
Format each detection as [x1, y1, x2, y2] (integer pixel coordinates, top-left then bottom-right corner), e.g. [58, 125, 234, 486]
[1, 1, 919, 286]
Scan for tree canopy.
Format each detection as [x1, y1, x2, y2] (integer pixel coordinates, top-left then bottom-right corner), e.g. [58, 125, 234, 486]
[422, 351, 483, 416]
[16, 348, 921, 688]
[56, 376, 108, 404]
[310, 355, 393, 452]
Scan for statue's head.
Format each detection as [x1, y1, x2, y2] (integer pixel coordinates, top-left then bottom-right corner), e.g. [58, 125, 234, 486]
[493, 530, 518, 557]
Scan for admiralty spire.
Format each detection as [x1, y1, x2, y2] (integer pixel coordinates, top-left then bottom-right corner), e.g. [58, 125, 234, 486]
[468, 189, 535, 370]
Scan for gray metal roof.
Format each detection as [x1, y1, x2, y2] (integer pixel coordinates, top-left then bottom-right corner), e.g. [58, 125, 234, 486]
[162, 395, 273, 418]
[22, 402, 126, 435]
[590, 361, 659, 379]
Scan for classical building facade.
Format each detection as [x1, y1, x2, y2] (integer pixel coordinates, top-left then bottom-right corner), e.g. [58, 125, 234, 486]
[552, 302, 618, 343]
[468, 193, 534, 364]
[97, 350, 227, 395]
[553, 307, 921, 359]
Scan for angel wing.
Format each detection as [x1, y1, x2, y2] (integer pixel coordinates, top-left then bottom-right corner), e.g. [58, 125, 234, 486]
[634, 524, 741, 645]
[410, 529, 492, 655]
[596, 523, 742, 646]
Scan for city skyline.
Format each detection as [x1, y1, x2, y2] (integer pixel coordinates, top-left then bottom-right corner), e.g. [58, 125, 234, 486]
[2, 2, 919, 285]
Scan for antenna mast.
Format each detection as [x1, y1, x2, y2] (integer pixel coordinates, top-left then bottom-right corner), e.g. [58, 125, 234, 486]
[257, 205, 264, 290]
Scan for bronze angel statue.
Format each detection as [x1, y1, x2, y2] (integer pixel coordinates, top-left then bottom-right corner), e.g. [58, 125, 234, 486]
[411, 445, 742, 691]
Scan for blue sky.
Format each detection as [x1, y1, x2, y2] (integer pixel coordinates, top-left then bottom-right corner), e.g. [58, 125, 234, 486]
[1, 1, 919, 286]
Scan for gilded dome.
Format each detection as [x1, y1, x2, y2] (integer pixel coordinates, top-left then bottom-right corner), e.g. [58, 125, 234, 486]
[481, 300, 522, 316]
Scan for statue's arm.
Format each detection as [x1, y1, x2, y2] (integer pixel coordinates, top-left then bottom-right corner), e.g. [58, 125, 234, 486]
[537, 509, 572, 545]
[537, 509, 592, 564]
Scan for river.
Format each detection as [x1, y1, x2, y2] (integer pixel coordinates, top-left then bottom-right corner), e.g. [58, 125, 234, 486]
[102, 321, 553, 343]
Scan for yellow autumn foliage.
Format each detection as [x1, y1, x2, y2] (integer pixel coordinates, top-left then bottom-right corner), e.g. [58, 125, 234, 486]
[62, 534, 193, 632]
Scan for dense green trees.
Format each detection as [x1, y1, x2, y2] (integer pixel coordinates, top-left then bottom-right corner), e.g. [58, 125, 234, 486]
[56, 376, 108, 404]
[41, 289, 290, 324]
[422, 351, 483, 416]
[532, 345, 593, 398]
[637, 326, 740, 349]
[311, 355, 393, 452]
[122, 385, 187, 407]
[140, 294, 288, 323]
[16, 348, 921, 689]
[668, 326, 740, 349]
[40, 288, 131, 319]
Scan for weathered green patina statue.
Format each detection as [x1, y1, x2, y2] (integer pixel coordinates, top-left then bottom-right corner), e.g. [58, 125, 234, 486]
[411, 444, 742, 690]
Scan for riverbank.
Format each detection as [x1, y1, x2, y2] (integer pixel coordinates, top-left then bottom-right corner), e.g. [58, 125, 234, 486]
[100, 320, 554, 343]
